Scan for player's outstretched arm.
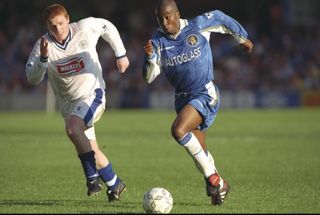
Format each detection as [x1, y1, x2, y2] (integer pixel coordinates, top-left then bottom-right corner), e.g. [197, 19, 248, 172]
[240, 38, 254, 54]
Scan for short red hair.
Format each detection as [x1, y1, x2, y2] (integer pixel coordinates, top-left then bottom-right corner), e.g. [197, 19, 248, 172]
[43, 4, 69, 23]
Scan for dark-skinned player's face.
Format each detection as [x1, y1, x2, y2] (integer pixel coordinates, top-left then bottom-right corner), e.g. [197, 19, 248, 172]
[156, 5, 180, 35]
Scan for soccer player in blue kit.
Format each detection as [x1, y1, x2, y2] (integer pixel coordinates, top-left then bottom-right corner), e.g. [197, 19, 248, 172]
[143, 0, 253, 205]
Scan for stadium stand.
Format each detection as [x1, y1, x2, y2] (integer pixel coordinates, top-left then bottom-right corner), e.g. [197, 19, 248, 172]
[0, 0, 319, 109]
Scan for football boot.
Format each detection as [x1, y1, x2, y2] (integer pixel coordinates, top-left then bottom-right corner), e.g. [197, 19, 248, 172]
[107, 179, 126, 202]
[87, 177, 103, 196]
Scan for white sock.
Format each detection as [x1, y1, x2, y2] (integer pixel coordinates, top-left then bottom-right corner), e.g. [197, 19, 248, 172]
[219, 178, 224, 188]
[207, 151, 218, 173]
[179, 132, 216, 178]
[207, 151, 224, 188]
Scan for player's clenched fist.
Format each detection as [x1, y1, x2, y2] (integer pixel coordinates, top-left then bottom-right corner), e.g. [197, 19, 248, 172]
[144, 40, 154, 57]
[116, 56, 130, 73]
[40, 37, 49, 59]
[240, 39, 254, 54]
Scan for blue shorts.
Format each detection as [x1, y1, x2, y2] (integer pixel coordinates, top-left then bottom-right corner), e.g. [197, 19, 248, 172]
[175, 82, 220, 131]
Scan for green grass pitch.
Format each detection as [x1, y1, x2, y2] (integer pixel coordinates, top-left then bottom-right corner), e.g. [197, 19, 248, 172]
[0, 108, 319, 213]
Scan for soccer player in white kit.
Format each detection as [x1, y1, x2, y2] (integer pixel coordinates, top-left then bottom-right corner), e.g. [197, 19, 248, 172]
[26, 4, 129, 202]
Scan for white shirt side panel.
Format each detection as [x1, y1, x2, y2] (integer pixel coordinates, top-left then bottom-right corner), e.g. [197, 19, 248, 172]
[203, 25, 246, 43]
[145, 57, 161, 84]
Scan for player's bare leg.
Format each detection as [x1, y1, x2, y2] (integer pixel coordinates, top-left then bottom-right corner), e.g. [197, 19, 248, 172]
[65, 115, 102, 196]
[87, 130, 126, 202]
[171, 104, 230, 205]
[89, 139, 109, 169]
[64, 115, 126, 200]
[195, 131, 230, 205]
[65, 115, 92, 153]
[171, 104, 216, 177]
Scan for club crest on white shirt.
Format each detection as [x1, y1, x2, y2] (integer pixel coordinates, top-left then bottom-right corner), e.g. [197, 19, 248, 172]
[78, 40, 88, 49]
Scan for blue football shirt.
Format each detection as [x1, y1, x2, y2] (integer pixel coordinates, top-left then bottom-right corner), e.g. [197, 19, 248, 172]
[146, 10, 248, 94]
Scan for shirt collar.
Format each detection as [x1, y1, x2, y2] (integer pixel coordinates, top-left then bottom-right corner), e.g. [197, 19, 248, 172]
[49, 27, 72, 50]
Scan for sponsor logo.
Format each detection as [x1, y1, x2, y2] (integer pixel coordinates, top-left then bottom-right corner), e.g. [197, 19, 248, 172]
[166, 47, 201, 66]
[56, 57, 85, 75]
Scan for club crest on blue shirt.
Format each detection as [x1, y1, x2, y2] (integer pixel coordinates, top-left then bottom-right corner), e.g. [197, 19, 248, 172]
[187, 35, 199, 47]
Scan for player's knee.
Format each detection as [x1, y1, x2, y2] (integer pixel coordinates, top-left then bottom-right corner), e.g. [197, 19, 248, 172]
[65, 116, 87, 139]
[171, 124, 186, 141]
[65, 123, 83, 139]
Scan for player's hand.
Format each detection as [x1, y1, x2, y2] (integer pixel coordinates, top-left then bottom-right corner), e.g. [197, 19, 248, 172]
[240, 38, 254, 54]
[116, 56, 130, 73]
[144, 40, 154, 57]
[40, 37, 49, 58]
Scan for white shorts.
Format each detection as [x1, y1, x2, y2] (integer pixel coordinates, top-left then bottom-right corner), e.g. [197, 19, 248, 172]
[59, 88, 106, 128]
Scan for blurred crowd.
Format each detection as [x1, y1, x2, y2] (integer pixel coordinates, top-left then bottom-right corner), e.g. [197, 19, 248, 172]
[0, 0, 319, 108]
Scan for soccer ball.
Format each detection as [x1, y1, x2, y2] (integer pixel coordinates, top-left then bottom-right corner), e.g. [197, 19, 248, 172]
[142, 187, 173, 214]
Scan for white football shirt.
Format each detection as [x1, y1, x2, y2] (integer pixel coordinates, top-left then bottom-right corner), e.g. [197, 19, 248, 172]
[26, 17, 126, 101]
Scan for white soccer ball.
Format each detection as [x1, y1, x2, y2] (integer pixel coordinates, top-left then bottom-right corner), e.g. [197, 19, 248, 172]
[142, 187, 173, 214]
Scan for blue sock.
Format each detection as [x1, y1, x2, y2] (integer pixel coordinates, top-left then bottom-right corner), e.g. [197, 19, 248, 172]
[78, 151, 98, 179]
[178, 132, 192, 145]
[98, 163, 119, 190]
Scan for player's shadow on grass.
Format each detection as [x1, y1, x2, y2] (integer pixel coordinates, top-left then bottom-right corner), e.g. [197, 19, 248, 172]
[1, 199, 209, 206]
[0, 199, 206, 214]
[0, 199, 91, 206]
[0, 199, 144, 214]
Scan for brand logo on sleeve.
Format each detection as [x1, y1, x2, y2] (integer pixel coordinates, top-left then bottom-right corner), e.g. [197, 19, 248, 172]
[56, 57, 85, 75]
[161, 46, 175, 51]
[205, 12, 214, 19]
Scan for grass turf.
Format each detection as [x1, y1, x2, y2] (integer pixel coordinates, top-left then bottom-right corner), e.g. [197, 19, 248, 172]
[0, 108, 319, 213]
